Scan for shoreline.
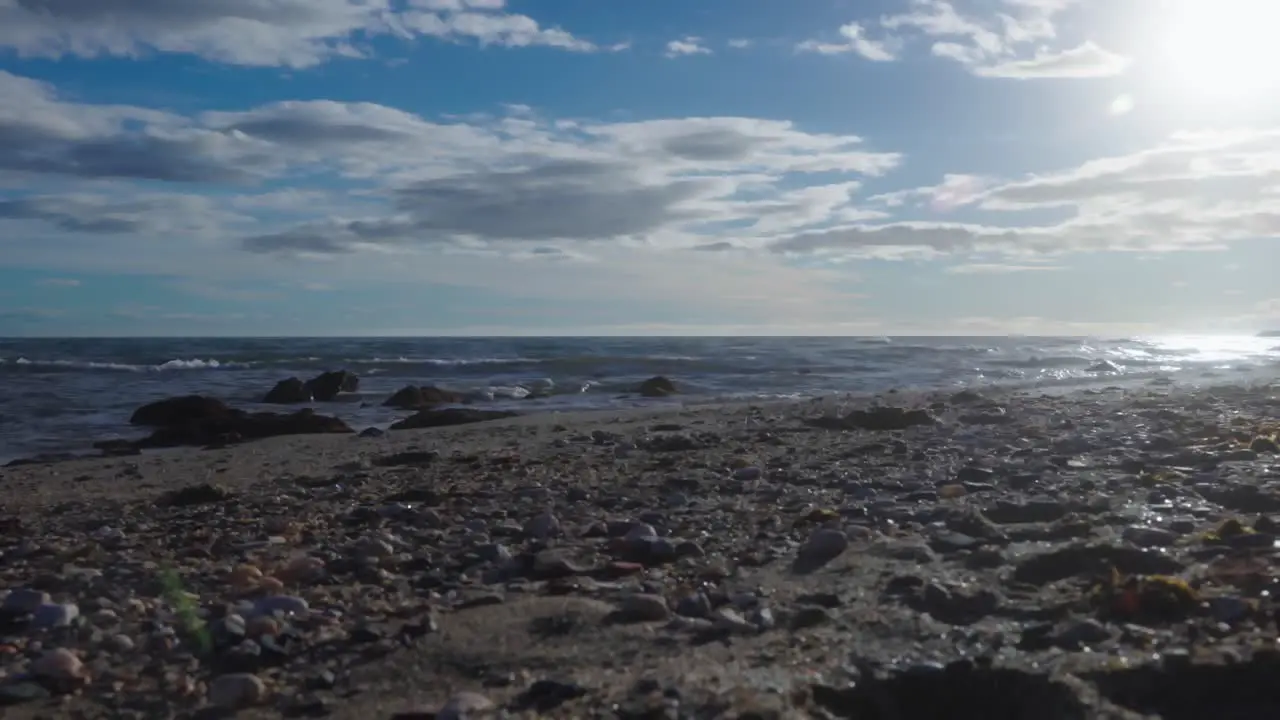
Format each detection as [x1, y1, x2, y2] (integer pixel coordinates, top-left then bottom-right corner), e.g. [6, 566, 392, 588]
[2, 378, 1280, 716]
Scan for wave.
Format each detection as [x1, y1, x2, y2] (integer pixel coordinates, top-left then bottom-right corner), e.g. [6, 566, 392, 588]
[0, 357, 251, 372]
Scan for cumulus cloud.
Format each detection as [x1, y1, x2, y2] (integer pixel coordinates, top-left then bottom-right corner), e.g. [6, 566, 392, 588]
[796, 22, 896, 61]
[877, 0, 1127, 79]
[0, 0, 605, 66]
[768, 128, 1280, 260]
[665, 36, 711, 58]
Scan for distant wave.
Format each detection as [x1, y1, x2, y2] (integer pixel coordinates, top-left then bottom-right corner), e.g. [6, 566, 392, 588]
[0, 357, 251, 372]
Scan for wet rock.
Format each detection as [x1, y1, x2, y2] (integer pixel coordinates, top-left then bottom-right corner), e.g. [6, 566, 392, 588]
[1122, 525, 1179, 548]
[638, 376, 678, 397]
[389, 408, 518, 430]
[129, 394, 232, 426]
[137, 407, 353, 448]
[304, 370, 358, 401]
[383, 385, 466, 409]
[1087, 360, 1120, 372]
[263, 377, 310, 404]
[983, 498, 1067, 524]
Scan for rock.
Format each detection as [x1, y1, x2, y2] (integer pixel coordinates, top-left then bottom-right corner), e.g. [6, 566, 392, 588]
[1251, 436, 1280, 454]
[129, 395, 232, 426]
[1087, 360, 1120, 372]
[437, 691, 496, 720]
[808, 406, 937, 432]
[390, 408, 518, 430]
[304, 370, 358, 401]
[32, 649, 85, 681]
[1013, 544, 1184, 585]
[383, 385, 465, 409]
[159, 483, 233, 507]
[3, 588, 51, 613]
[262, 377, 310, 404]
[1122, 525, 1178, 548]
[615, 594, 670, 622]
[524, 513, 561, 539]
[638, 376, 677, 397]
[32, 603, 79, 628]
[136, 407, 353, 448]
[208, 673, 266, 709]
[794, 528, 849, 572]
[254, 595, 309, 617]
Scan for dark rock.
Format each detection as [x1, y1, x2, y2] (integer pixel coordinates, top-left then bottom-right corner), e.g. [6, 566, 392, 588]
[0, 681, 52, 706]
[92, 439, 141, 457]
[390, 408, 518, 431]
[1085, 652, 1280, 719]
[372, 451, 440, 467]
[263, 377, 310, 404]
[810, 665, 1088, 719]
[984, 499, 1067, 524]
[358, 427, 385, 438]
[1087, 360, 1120, 372]
[807, 406, 938, 432]
[159, 483, 233, 507]
[1013, 544, 1184, 586]
[129, 395, 232, 426]
[638, 376, 678, 397]
[1252, 436, 1280, 454]
[383, 385, 465, 409]
[137, 407, 353, 448]
[304, 370, 358, 402]
[510, 679, 589, 713]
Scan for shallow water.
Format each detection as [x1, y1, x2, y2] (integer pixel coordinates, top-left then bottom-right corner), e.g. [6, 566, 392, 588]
[1, 334, 1275, 462]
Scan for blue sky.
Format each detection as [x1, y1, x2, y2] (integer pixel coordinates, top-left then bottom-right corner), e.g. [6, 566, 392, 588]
[2, 0, 1279, 336]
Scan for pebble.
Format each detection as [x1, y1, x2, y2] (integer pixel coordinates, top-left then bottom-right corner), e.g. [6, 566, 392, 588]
[31, 603, 79, 629]
[616, 594, 671, 622]
[209, 672, 267, 709]
[437, 691, 496, 720]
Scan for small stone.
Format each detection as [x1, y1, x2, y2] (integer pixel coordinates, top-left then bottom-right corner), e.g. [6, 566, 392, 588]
[33, 648, 84, 681]
[437, 690, 496, 720]
[229, 565, 264, 589]
[625, 523, 659, 541]
[254, 595, 308, 617]
[32, 603, 79, 629]
[524, 513, 561, 539]
[209, 672, 267, 709]
[2, 589, 50, 613]
[938, 484, 967, 499]
[615, 594, 670, 623]
[733, 466, 763, 481]
[109, 634, 136, 652]
[796, 528, 849, 567]
[1122, 526, 1178, 548]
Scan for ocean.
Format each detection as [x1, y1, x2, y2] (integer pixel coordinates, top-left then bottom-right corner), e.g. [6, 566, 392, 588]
[1, 335, 1277, 464]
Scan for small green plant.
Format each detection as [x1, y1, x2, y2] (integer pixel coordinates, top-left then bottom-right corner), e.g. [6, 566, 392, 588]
[159, 567, 212, 656]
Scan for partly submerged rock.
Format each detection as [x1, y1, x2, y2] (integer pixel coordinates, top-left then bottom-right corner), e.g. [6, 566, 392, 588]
[262, 377, 310, 404]
[135, 407, 353, 448]
[383, 385, 465, 409]
[129, 395, 233, 426]
[304, 370, 358, 402]
[638, 376, 678, 397]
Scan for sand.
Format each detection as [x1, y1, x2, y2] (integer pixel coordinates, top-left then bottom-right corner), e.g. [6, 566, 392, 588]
[2, 381, 1280, 718]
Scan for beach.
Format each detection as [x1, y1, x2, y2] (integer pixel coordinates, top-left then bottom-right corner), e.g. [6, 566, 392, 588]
[2, 378, 1280, 718]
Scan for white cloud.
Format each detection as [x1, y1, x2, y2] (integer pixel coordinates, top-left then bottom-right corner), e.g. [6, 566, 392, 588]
[973, 41, 1130, 78]
[797, 22, 896, 61]
[0, 0, 606, 67]
[665, 36, 711, 58]
[945, 262, 1065, 274]
[727, 39, 753, 49]
[877, 0, 1127, 79]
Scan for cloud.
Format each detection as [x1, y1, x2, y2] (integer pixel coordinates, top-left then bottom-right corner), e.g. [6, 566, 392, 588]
[35, 277, 80, 287]
[665, 36, 711, 58]
[878, 0, 1127, 79]
[770, 128, 1280, 261]
[797, 22, 896, 61]
[0, 0, 606, 67]
[973, 42, 1130, 78]
[945, 262, 1066, 274]
[727, 39, 753, 49]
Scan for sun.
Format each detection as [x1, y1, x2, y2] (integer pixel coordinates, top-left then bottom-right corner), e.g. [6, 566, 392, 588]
[1158, 0, 1280, 101]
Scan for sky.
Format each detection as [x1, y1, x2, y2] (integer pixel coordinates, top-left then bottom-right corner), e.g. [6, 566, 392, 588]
[2, 0, 1280, 337]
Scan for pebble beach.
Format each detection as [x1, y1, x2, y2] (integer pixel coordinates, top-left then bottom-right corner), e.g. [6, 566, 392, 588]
[2, 378, 1280, 718]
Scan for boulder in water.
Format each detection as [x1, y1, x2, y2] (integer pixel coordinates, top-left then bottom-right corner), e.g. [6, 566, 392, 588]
[638, 376, 678, 398]
[262, 377, 310, 404]
[1086, 360, 1120, 373]
[304, 370, 358, 402]
[129, 395, 233, 426]
[383, 385, 465, 409]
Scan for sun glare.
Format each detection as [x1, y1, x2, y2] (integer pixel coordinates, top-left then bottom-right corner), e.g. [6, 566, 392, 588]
[1159, 0, 1280, 101]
